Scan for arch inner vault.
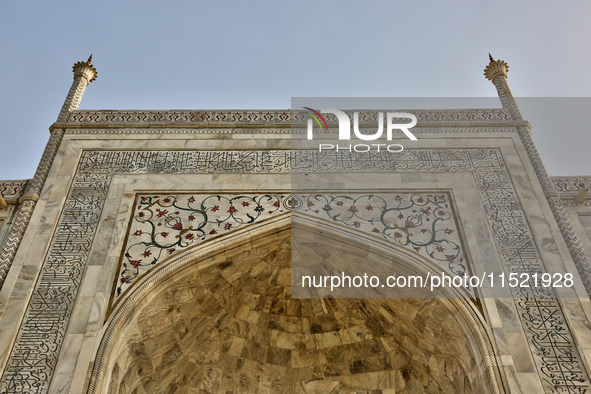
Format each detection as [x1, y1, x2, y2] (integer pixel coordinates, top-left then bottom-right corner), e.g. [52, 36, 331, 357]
[94, 216, 502, 394]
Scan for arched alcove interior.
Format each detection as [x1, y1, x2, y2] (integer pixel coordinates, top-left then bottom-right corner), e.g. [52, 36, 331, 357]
[96, 216, 503, 394]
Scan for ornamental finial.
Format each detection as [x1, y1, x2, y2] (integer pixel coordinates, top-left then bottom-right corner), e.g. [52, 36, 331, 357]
[484, 55, 509, 82]
[72, 55, 97, 83]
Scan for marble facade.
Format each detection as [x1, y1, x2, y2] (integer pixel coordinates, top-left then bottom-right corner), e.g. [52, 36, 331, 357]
[0, 57, 590, 393]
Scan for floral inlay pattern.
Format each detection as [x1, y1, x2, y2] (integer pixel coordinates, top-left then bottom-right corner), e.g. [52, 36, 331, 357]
[109, 191, 469, 315]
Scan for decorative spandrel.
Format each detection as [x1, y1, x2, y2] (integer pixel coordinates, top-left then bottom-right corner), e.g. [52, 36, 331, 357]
[109, 191, 473, 317]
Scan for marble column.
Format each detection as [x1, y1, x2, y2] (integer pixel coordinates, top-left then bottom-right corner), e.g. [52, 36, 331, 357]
[0, 56, 97, 291]
[484, 55, 591, 293]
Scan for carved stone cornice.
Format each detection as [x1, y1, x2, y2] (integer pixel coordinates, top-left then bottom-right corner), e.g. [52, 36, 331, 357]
[0, 181, 27, 198]
[48, 109, 516, 132]
[68, 109, 512, 123]
[553, 177, 591, 192]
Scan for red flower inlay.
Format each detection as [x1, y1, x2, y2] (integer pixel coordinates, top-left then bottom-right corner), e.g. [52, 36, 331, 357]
[130, 260, 142, 268]
[445, 255, 457, 263]
[156, 209, 168, 218]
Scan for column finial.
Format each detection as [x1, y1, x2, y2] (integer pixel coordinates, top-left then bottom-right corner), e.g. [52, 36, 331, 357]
[72, 55, 97, 83]
[484, 55, 509, 83]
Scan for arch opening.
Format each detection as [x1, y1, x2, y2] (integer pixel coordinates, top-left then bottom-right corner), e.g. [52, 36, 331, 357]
[91, 216, 505, 394]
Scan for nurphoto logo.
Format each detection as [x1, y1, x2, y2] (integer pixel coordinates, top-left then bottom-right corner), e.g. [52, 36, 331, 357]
[303, 108, 417, 152]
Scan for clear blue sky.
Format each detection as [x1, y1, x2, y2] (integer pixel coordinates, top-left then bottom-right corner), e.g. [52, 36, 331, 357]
[1, 1, 590, 179]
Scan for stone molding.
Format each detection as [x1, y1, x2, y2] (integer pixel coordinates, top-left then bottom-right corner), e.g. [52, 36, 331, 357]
[564, 200, 591, 207]
[553, 177, 591, 193]
[60, 108, 513, 126]
[60, 126, 523, 135]
[0, 181, 28, 198]
[0, 201, 35, 290]
[0, 128, 67, 291]
[517, 120, 591, 295]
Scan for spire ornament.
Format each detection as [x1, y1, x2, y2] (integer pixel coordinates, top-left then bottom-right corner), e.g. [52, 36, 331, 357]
[484, 54, 509, 82]
[72, 54, 97, 83]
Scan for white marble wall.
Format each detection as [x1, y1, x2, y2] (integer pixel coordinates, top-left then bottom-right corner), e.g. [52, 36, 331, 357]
[0, 122, 589, 394]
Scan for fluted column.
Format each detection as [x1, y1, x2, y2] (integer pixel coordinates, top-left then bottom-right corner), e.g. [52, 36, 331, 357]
[56, 55, 98, 122]
[0, 57, 97, 290]
[485, 55, 591, 293]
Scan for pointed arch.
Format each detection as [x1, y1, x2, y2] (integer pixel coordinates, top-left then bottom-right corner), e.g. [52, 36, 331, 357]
[88, 214, 506, 393]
